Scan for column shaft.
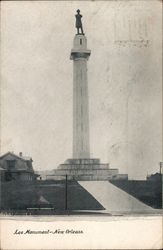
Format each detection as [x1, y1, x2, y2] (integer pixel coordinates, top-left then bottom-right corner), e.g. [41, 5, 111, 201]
[73, 58, 90, 158]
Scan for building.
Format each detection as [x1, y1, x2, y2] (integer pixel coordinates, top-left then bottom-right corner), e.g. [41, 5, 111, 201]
[0, 152, 37, 181]
[147, 173, 162, 182]
[146, 163, 163, 181]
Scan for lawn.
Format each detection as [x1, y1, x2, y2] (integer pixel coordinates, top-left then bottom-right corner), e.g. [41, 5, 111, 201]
[0, 180, 104, 214]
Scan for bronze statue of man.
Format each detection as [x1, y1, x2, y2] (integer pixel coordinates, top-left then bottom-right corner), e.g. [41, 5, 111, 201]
[75, 9, 84, 35]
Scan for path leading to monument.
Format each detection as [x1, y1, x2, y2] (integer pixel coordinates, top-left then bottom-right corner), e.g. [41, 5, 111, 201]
[78, 181, 155, 214]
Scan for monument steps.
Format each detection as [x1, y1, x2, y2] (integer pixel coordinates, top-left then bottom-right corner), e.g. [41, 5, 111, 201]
[78, 181, 155, 214]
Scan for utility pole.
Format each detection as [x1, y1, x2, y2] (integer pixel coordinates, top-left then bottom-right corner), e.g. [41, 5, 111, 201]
[65, 175, 68, 210]
[159, 162, 163, 174]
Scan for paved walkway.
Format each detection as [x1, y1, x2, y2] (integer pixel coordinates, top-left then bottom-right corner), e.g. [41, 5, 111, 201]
[78, 181, 155, 214]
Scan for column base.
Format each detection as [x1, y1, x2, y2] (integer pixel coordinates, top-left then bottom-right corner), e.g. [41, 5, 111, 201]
[54, 158, 119, 181]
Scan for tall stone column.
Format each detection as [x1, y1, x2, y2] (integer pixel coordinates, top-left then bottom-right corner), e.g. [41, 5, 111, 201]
[55, 12, 118, 181]
[70, 35, 91, 159]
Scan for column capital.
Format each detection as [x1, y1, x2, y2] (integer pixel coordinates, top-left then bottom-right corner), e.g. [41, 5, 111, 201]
[70, 35, 91, 60]
[70, 50, 91, 60]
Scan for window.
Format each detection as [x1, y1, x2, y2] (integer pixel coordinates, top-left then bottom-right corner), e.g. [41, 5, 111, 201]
[7, 160, 16, 169]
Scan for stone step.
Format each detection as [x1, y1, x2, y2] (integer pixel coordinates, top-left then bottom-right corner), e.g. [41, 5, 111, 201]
[78, 181, 155, 214]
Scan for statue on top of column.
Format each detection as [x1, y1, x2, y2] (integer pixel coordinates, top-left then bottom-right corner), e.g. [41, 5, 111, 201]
[75, 9, 84, 35]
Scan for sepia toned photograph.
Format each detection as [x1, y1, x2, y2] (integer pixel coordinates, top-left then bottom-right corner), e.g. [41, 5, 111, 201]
[0, 0, 162, 249]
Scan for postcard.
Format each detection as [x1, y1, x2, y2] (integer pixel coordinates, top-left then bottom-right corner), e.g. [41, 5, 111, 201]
[0, 0, 162, 249]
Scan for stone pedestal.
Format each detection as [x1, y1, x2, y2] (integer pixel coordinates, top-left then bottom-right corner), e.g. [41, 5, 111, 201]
[55, 159, 119, 180]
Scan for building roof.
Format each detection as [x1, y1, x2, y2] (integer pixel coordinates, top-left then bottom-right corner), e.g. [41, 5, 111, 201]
[0, 152, 32, 162]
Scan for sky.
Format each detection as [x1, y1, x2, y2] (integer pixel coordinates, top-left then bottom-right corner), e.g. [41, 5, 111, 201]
[1, 1, 162, 179]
